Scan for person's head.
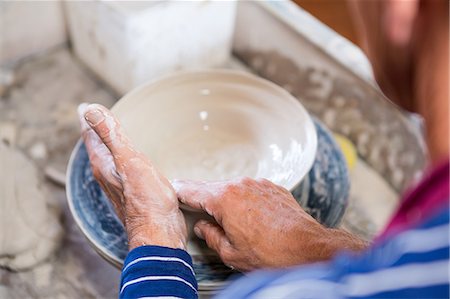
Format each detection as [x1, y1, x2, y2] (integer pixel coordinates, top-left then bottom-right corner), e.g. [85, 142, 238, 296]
[348, 0, 449, 163]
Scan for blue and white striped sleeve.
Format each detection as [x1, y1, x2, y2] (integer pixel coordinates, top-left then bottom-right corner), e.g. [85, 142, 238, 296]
[215, 207, 450, 299]
[120, 246, 198, 299]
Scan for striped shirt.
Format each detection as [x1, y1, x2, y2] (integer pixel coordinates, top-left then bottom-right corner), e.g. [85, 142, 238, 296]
[216, 207, 449, 299]
[120, 161, 449, 299]
[120, 246, 198, 298]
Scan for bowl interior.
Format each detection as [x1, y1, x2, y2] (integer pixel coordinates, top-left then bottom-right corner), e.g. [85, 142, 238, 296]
[112, 70, 317, 190]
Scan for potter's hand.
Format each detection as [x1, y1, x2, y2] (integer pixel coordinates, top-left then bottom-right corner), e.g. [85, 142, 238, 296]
[78, 103, 187, 250]
[174, 178, 368, 271]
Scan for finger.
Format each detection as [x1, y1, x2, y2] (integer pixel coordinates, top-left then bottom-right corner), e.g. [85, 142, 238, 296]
[172, 180, 223, 217]
[83, 103, 135, 159]
[79, 103, 108, 156]
[78, 103, 118, 182]
[97, 178, 123, 216]
[194, 220, 234, 263]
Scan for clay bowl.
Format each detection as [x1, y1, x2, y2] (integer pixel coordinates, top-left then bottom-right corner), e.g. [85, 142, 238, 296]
[111, 70, 317, 190]
[67, 70, 318, 290]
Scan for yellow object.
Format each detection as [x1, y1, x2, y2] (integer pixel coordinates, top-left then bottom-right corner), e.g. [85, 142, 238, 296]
[334, 134, 357, 170]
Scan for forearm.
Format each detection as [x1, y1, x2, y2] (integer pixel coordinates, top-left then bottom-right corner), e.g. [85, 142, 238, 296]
[289, 226, 369, 265]
[322, 228, 370, 256]
[120, 245, 198, 299]
[269, 221, 369, 268]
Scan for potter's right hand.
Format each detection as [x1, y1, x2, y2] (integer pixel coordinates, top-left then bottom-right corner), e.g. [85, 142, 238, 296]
[174, 178, 368, 271]
[78, 103, 187, 251]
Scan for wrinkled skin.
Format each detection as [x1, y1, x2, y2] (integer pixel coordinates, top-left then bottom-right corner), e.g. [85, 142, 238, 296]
[173, 178, 368, 271]
[78, 103, 187, 250]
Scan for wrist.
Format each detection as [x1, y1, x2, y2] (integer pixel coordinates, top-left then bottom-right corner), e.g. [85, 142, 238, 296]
[126, 221, 187, 251]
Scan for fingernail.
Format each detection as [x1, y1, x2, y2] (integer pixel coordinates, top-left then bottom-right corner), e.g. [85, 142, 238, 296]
[85, 108, 104, 126]
[194, 226, 204, 240]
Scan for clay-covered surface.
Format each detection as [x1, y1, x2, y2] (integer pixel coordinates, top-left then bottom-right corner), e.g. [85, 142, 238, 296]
[0, 47, 120, 298]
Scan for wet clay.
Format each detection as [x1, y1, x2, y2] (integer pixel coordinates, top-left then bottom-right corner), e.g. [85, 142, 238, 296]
[0, 142, 62, 270]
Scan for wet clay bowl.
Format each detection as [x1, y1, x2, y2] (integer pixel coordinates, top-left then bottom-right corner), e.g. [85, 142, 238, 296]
[67, 70, 318, 290]
[111, 70, 317, 189]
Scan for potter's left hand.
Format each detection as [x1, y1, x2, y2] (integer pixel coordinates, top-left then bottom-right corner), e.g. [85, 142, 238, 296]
[174, 178, 368, 271]
[78, 103, 187, 250]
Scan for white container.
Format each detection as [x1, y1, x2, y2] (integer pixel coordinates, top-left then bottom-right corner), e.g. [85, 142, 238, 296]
[64, 1, 237, 95]
[0, 1, 66, 65]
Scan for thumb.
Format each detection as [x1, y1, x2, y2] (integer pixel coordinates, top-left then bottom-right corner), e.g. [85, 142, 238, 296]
[172, 180, 222, 219]
[194, 220, 234, 261]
